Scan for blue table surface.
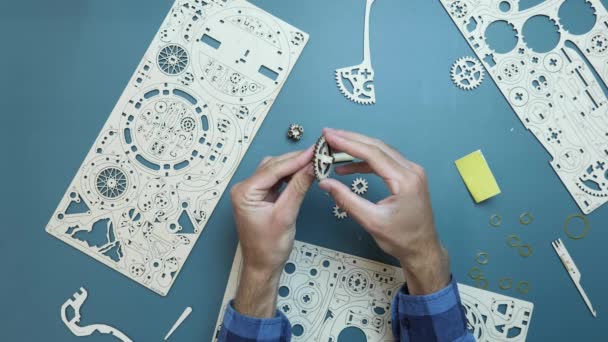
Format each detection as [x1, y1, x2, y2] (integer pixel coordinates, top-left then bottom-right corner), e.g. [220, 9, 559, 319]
[1, 0, 606, 340]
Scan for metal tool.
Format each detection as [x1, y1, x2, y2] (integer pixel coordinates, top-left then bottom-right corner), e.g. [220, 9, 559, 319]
[335, 0, 376, 105]
[552, 239, 597, 317]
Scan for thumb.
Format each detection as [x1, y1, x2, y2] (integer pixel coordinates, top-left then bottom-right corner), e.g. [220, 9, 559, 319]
[275, 164, 314, 215]
[319, 178, 377, 227]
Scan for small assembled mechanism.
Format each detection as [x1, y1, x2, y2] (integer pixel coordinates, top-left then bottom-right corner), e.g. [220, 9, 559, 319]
[333, 205, 348, 219]
[335, 0, 377, 104]
[450, 56, 485, 90]
[564, 214, 590, 240]
[519, 212, 534, 225]
[351, 178, 369, 195]
[489, 214, 502, 227]
[499, 278, 513, 290]
[313, 135, 355, 181]
[61, 287, 133, 342]
[287, 124, 304, 141]
[552, 238, 597, 317]
[165, 307, 193, 340]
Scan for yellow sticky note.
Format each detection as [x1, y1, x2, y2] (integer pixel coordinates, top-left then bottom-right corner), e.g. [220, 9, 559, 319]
[455, 150, 501, 203]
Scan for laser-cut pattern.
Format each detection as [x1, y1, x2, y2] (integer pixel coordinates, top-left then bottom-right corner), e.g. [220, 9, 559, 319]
[213, 242, 534, 341]
[46, 0, 308, 296]
[441, 0, 608, 214]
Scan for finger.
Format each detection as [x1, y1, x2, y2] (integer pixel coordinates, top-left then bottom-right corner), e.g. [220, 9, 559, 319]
[335, 162, 373, 175]
[249, 147, 314, 190]
[275, 164, 314, 214]
[324, 128, 417, 170]
[257, 156, 273, 169]
[323, 132, 405, 181]
[319, 178, 378, 228]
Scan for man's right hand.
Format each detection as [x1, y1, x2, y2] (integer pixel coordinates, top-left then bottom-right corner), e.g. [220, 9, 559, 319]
[319, 128, 451, 295]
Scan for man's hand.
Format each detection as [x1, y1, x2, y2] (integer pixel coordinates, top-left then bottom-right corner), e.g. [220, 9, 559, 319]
[319, 128, 450, 295]
[230, 147, 314, 318]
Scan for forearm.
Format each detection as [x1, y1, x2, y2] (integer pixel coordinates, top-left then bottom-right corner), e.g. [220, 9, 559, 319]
[233, 265, 282, 318]
[399, 243, 451, 295]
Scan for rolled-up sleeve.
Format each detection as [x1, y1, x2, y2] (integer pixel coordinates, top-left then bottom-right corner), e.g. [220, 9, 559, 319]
[217, 301, 292, 342]
[391, 277, 475, 342]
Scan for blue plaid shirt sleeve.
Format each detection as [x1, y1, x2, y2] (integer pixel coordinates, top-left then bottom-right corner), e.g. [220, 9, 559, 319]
[217, 300, 292, 342]
[218, 277, 473, 342]
[391, 276, 475, 342]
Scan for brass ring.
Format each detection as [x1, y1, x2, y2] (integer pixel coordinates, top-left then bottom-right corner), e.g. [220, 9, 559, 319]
[507, 235, 521, 247]
[499, 277, 513, 290]
[475, 252, 489, 265]
[517, 281, 530, 294]
[519, 212, 534, 225]
[564, 214, 590, 240]
[469, 267, 483, 280]
[519, 244, 533, 257]
[489, 214, 502, 227]
[475, 277, 488, 289]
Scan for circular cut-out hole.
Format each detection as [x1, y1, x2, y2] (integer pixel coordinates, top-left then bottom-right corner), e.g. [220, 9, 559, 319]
[499, 1, 511, 12]
[485, 20, 519, 54]
[558, 0, 596, 35]
[292, 324, 304, 337]
[278, 286, 290, 297]
[310, 268, 318, 276]
[338, 326, 367, 342]
[323, 260, 330, 267]
[523, 15, 561, 53]
[284, 262, 296, 274]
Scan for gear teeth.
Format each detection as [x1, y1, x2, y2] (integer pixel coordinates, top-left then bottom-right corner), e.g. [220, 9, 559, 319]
[287, 124, 304, 141]
[351, 177, 369, 195]
[333, 204, 348, 219]
[335, 70, 376, 105]
[450, 56, 485, 91]
[313, 135, 331, 181]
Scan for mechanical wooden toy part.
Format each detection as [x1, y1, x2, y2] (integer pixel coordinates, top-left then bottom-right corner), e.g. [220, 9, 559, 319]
[164, 306, 192, 340]
[442, 0, 608, 214]
[564, 214, 590, 239]
[45, 0, 308, 296]
[214, 242, 534, 342]
[451, 56, 485, 90]
[332, 204, 348, 219]
[287, 124, 304, 141]
[313, 135, 355, 181]
[351, 177, 369, 195]
[552, 238, 597, 317]
[335, 0, 377, 105]
[61, 287, 133, 342]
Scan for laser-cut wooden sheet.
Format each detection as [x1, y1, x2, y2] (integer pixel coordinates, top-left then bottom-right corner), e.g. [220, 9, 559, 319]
[46, 0, 308, 296]
[213, 242, 534, 341]
[441, 0, 608, 214]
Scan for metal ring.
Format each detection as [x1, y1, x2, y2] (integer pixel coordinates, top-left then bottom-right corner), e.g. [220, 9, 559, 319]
[498, 277, 513, 290]
[564, 214, 590, 240]
[475, 277, 488, 289]
[517, 281, 530, 294]
[518, 244, 533, 257]
[468, 267, 483, 280]
[489, 214, 502, 227]
[475, 252, 489, 265]
[519, 212, 534, 225]
[507, 234, 521, 247]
